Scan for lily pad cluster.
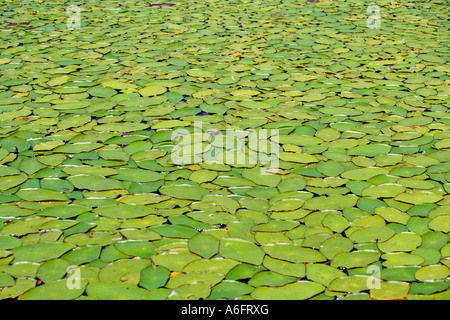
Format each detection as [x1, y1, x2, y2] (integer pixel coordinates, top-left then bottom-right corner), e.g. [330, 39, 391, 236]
[0, 0, 449, 300]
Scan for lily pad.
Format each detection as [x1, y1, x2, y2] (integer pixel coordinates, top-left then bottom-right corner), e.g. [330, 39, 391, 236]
[20, 279, 88, 300]
[188, 233, 220, 259]
[415, 265, 450, 281]
[378, 232, 423, 253]
[219, 238, 265, 265]
[86, 282, 151, 300]
[370, 281, 410, 300]
[208, 280, 254, 300]
[263, 243, 326, 263]
[251, 281, 324, 300]
[11, 243, 75, 263]
[93, 205, 156, 219]
[331, 251, 381, 269]
[159, 184, 209, 200]
[67, 175, 123, 191]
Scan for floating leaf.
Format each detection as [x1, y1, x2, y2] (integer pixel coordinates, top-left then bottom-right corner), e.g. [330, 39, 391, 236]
[328, 275, 371, 294]
[263, 243, 326, 263]
[67, 175, 123, 191]
[139, 266, 170, 291]
[414, 265, 450, 281]
[93, 205, 156, 219]
[349, 226, 396, 243]
[395, 191, 443, 205]
[320, 237, 353, 260]
[219, 238, 265, 265]
[11, 243, 75, 263]
[36, 259, 70, 283]
[348, 144, 392, 157]
[208, 280, 253, 300]
[378, 232, 423, 253]
[188, 233, 219, 259]
[370, 281, 410, 300]
[0, 236, 22, 250]
[159, 184, 209, 200]
[306, 264, 346, 287]
[167, 282, 211, 300]
[86, 282, 151, 300]
[304, 194, 358, 211]
[251, 281, 324, 300]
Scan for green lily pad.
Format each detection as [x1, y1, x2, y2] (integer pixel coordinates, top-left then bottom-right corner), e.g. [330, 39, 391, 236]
[428, 215, 450, 233]
[328, 275, 371, 294]
[115, 241, 157, 258]
[349, 226, 396, 243]
[151, 225, 198, 239]
[98, 259, 150, 283]
[93, 205, 156, 219]
[370, 281, 410, 300]
[36, 259, 70, 283]
[381, 252, 425, 267]
[378, 232, 423, 253]
[15, 188, 68, 201]
[242, 167, 281, 187]
[306, 263, 346, 287]
[374, 207, 410, 224]
[320, 237, 354, 260]
[67, 175, 124, 191]
[277, 175, 307, 192]
[362, 184, 406, 198]
[183, 258, 239, 275]
[61, 245, 102, 266]
[0, 173, 28, 192]
[248, 271, 296, 287]
[415, 264, 450, 281]
[139, 266, 170, 291]
[87, 86, 117, 99]
[219, 238, 265, 265]
[303, 194, 358, 211]
[0, 272, 15, 287]
[251, 281, 324, 300]
[188, 233, 220, 259]
[20, 278, 88, 300]
[322, 214, 350, 233]
[395, 191, 443, 205]
[151, 252, 201, 272]
[331, 251, 381, 269]
[86, 282, 151, 300]
[315, 160, 345, 177]
[62, 166, 118, 176]
[167, 282, 211, 300]
[93, 122, 149, 133]
[0, 278, 36, 299]
[0, 262, 40, 278]
[263, 243, 326, 263]
[348, 144, 392, 157]
[159, 184, 209, 200]
[11, 243, 75, 263]
[208, 280, 254, 300]
[0, 236, 22, 250]
[40, 205, 90, 219]
[341, 167, 389, 180]
[166, 271, 224, 289]
[410, 281, 449, 295]
[379, 266, 420, 282]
